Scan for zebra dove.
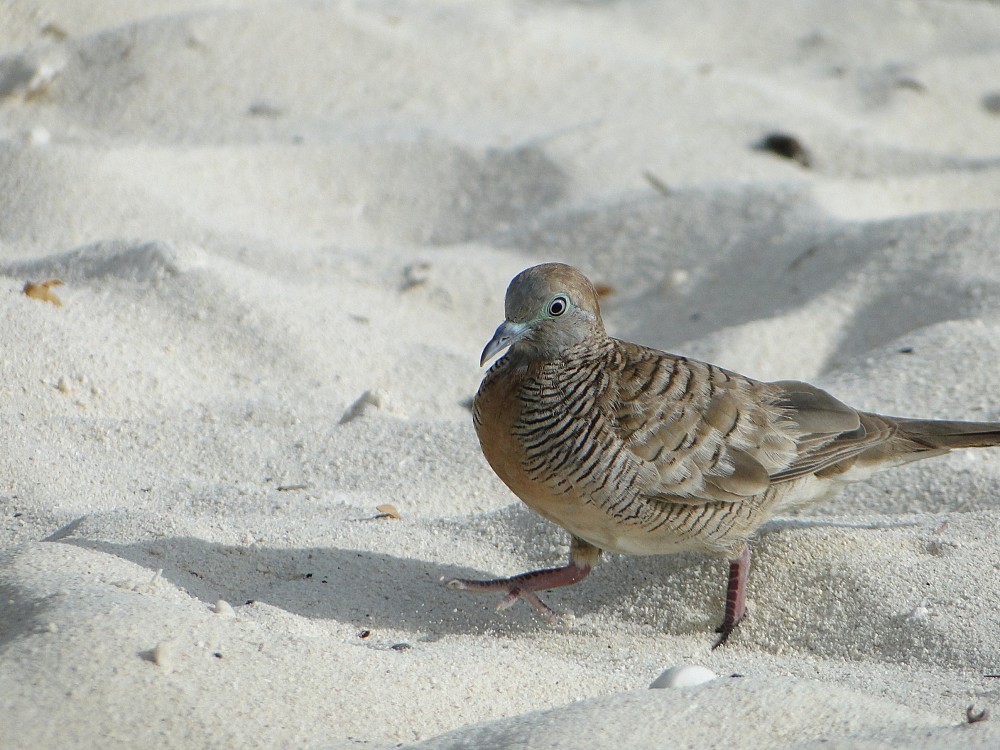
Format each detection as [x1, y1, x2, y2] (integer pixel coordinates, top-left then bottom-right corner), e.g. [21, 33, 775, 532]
[446, 262, 1000, 647]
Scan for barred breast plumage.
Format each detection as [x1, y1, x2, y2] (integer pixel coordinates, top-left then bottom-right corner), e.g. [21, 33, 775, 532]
[447, 262, 1000, 646]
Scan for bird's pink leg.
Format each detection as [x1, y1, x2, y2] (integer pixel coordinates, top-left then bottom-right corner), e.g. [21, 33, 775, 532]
[445, 536, 600, 623]
[712, 544, 750, 649]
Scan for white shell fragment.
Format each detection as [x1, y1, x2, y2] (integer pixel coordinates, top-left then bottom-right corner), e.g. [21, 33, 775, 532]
[27, 126, 51, 146]
[339, 389, 388, 424]
[212, 599, 236, 617]
[649, 664, 718, 689]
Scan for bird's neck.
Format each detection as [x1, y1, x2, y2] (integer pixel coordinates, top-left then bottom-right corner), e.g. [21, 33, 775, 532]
[507, 333, 613, 370]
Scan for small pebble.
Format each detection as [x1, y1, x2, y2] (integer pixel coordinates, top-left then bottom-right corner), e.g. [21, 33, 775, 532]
[389, 642, 412, 651]
[650, 664, 717, 689]
[402, 262, 432, 290]
[642, 170, 672, 196]
[212, 599, 235, 617]
[755, 132, 812, 167]
[151, 641, 176, 670]
[247, 101, 283, 118]
[27, 63, 62, 96]
[665, 269, 692, 294]
[41, 23, 69, 40]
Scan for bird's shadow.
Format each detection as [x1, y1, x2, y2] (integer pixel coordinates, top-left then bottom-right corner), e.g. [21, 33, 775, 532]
[57, 532, 727, 640]
[53, 509, 971, 663]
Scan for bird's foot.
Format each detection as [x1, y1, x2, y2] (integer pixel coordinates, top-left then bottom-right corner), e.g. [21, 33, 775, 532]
[712, 610, 747, 650]
[444, 563, 591, 624]
[711, 545, 751, 650]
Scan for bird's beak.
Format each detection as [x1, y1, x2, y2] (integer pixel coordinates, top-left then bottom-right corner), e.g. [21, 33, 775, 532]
[480, 320, 528, 366]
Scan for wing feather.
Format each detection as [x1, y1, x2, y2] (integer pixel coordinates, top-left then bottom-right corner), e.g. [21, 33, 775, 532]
[609, 350, 897, 508]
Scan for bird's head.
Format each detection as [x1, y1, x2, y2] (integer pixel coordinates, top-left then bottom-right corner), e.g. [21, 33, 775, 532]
[480, 263, 606, 366]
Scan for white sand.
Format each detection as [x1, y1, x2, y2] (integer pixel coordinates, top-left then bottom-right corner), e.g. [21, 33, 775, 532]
[2, 1, 999, 748]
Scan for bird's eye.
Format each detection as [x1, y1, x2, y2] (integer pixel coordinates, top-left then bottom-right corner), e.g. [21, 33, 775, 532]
[547, 295, 568, 317]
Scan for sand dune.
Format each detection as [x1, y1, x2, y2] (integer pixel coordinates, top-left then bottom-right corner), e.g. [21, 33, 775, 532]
[2, 2, 999, 748]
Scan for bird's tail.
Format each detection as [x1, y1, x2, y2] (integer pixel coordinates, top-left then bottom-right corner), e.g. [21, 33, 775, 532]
[893, 417, 1000, 450]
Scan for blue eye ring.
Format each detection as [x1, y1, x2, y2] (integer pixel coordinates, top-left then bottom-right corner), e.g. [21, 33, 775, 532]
[547, 295, 568, 317]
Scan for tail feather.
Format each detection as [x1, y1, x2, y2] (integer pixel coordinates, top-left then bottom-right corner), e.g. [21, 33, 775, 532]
[892, 417, 1000, 450]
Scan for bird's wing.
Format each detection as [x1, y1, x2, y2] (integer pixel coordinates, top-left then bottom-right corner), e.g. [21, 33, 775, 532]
[611, 347, 892, 504]
[612, 347, 794, 504]
[767, 381, 898, 482]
